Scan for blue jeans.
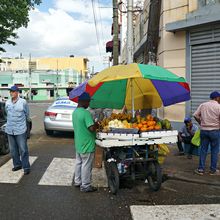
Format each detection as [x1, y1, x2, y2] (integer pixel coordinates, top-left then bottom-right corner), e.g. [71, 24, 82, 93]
[7, 133, 30, 171]
[199, 130, 220, 172]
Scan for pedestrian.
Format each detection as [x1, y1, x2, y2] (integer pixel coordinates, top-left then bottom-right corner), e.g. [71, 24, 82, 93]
[193, 91, 220, 175]
[72, 92, 99, 192]
[177, 117, 198, 158]
[5, 85, 30, 175]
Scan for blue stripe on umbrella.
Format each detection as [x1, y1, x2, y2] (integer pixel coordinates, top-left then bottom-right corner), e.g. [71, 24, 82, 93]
[69, 81, 87, 99]
[151, 80, 191, 106]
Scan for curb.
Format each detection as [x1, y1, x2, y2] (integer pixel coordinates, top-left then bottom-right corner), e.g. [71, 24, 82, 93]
[166, 173, 220, 187]
[0, 154, 10, 167]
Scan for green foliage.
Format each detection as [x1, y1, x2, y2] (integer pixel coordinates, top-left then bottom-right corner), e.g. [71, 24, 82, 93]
[0, 0, 41, 52]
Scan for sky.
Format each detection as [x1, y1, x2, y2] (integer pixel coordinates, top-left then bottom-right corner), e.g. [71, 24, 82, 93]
[1, 0, 113, 72]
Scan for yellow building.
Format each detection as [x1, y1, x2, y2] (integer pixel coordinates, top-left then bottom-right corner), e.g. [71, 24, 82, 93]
[0, 57, 88, 76]
[36, 57, 88, 75]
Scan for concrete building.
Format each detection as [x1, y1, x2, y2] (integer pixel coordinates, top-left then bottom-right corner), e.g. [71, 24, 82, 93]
[122, 0, 220, 126]
[0, 70, 81, 101]
[0, 56, 88, 100]
[0, 57, 88, 76]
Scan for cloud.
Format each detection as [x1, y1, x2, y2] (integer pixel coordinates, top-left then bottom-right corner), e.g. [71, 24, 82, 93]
[1, 0, 113, 71]
[55, 0, 112, 22]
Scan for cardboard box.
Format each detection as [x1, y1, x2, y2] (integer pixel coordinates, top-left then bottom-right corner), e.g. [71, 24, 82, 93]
[94, 146, 104, 168]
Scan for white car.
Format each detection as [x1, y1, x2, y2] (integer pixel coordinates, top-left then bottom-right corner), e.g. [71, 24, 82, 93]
[44, 97, 77, 135]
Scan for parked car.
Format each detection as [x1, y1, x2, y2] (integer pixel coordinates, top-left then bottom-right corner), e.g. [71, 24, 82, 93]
[44, 97, 77, 135]
[0, 102, 9, 155]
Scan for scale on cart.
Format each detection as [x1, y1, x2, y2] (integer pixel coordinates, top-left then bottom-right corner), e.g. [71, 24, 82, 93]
[96, 130, 178, 194]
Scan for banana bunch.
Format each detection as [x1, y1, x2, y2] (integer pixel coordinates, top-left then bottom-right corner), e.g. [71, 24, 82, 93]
[109, 113, 132, 121]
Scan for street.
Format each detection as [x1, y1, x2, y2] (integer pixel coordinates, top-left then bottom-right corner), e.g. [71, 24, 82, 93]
[0, 103, 220, 220]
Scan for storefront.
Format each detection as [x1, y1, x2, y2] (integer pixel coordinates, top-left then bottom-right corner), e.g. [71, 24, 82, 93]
[166, 1, 220, 116]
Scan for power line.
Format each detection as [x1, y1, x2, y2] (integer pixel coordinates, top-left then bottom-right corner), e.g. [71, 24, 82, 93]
[97, 0, 105, 46]
[91, 0, 102, 59]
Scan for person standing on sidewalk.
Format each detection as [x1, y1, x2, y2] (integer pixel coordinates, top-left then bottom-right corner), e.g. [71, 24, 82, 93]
[72, 92, 99, 192]
[5, 85, 30, 175]
[193, 91, 220, 175]
[177, 117, 198, 158]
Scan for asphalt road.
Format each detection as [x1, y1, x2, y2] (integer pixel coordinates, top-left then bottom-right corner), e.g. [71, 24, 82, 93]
[0, 103, 220, 220]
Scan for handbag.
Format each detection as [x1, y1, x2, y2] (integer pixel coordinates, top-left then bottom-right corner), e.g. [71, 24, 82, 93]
[191, 130, 200, 147]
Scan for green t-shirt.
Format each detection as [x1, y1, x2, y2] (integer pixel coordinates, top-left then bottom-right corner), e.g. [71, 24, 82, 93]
[72, 107, 96, 154]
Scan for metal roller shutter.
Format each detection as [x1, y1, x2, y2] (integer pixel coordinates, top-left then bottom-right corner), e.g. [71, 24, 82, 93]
[190, 26, 220, 115]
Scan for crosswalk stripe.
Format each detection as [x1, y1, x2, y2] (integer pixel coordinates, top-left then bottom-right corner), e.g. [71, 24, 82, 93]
[130, 204, 220, 220]
[0, 156, 37, 184]
[38, 158, 75, 186]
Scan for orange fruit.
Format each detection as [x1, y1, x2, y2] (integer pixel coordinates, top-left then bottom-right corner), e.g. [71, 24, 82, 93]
[138, 123, 143, 129]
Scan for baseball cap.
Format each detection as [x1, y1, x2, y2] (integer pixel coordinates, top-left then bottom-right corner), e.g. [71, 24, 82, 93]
[78, 92, 91, 101]
[210, 91, 220, 99]
[9, 85, 19, 92]
[184, 117, 191, 123]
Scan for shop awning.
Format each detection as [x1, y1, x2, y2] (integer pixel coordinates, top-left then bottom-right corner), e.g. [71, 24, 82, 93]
[106, 40, 121, 53]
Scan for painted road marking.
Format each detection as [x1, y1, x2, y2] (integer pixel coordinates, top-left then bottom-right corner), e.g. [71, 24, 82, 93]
[130, 204, 220, 220]
[38, 158, 75, 186]
[0, 156, 37, 184]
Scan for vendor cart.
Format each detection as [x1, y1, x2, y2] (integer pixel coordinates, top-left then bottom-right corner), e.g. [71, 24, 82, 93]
[96, 130, 178, 194]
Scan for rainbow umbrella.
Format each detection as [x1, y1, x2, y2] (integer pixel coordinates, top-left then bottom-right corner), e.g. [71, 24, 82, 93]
[69, 63, 190, 113]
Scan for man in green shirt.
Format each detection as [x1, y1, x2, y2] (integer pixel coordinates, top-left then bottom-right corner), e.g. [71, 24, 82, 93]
[72, 92, 98, 192]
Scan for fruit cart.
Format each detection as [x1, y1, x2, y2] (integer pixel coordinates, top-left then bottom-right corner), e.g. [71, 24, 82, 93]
[96, 129, 178, 194]
[69, 63, 190, 194]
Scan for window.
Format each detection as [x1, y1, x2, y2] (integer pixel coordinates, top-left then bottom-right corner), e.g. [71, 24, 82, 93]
[205, 0, 217, 5]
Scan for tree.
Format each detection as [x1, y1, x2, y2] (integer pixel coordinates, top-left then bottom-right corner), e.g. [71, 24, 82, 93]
[0, 0, 41, 52]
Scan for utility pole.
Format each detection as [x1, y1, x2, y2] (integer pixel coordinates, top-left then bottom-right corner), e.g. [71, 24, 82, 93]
[126, 0, 134, 117]
[28, 54, 32, 101]
[127, 0, 133, 64]
[56, 59, 59, 98]
[112, 0, 119, 65]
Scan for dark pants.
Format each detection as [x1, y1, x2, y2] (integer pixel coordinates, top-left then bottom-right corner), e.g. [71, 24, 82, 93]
[177, 136, 195, 155]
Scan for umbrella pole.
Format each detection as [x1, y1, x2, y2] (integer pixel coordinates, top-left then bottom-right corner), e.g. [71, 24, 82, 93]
[131, 78, 135, 118]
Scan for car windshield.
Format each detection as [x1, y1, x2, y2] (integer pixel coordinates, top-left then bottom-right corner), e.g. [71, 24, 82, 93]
[51, 98, 77, 109]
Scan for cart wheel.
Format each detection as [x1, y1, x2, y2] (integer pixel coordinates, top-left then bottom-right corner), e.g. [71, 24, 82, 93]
[147, 161, 162, 191]
[105, 162, 119, 195]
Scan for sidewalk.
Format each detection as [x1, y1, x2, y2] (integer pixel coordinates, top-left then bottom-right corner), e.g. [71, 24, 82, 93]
[162, 145, 220, 186]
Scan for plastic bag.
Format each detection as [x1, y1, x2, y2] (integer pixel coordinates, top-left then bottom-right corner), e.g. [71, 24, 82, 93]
[191, 130, 200, 147]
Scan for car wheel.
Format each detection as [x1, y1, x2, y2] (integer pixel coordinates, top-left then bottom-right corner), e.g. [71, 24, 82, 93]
[0, 135, 10, 155]
[45, 129, 54, 136]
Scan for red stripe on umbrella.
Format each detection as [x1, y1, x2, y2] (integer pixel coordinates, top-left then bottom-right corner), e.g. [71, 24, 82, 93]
[72, 82, 103, 102]
[179, 82, 190, 91]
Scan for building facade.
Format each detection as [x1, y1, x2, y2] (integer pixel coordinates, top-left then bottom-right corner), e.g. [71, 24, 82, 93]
[123, 0, 220, 126]
[0, 57, 88, 100]
[0, 57, 88, 76]
[0, 70, 83, 100]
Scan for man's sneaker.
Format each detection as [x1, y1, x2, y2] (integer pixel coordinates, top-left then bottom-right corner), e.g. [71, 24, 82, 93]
[12, 166, 22, 172]
[80, 186, 97, 193]
[24, 170, 30, 175]
[209, 169, 220, 176]
[178, 152, 185, 156]
[187, 155, 192, 159]
[194, 169, 204, 176]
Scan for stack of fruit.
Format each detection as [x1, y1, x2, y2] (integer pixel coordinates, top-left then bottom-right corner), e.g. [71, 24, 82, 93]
[98, 113, 172, 133]
[132, 114, 161, 132]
